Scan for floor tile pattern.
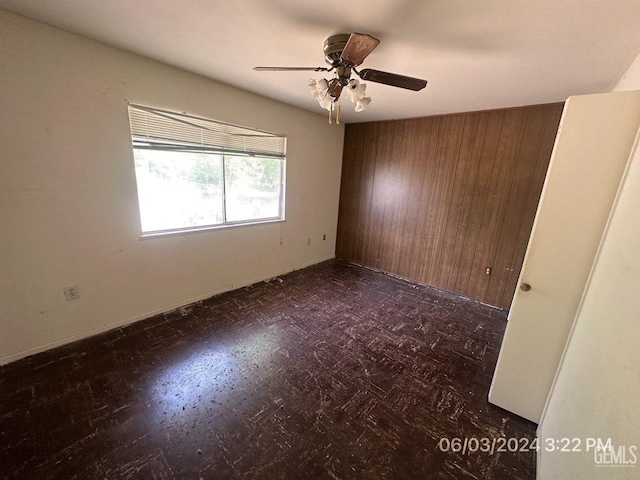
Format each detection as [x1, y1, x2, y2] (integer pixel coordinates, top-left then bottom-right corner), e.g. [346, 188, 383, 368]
[0, 259, 535, 479]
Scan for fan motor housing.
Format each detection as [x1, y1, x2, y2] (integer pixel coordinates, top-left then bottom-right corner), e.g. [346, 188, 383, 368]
[323, 34, 351, 66]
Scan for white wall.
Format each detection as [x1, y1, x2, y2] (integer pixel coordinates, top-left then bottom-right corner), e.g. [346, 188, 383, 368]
[537, 127, 640, 480]
[0, 10, 345, 364]
[614, 52, 640, 91]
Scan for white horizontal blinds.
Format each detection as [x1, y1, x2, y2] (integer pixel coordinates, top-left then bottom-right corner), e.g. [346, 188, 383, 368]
[127, 104, 286, 159]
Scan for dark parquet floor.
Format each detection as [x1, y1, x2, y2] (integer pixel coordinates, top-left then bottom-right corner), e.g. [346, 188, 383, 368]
[0, 259, 535, 479]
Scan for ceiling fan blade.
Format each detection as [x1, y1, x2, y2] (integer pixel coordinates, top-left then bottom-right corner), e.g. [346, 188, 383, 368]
[254, 66, 330, 72]
[358, 68, 427, 91]
[340, 33, 380, 67]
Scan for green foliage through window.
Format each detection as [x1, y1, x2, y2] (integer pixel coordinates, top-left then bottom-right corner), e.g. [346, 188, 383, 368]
[133, 149, 284, 233]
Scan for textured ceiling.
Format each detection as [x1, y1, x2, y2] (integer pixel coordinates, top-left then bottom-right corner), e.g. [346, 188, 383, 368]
[1, 0, 640, 122]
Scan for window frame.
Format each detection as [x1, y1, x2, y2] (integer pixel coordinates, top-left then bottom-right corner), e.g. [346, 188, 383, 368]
[127, 104, 287, 238]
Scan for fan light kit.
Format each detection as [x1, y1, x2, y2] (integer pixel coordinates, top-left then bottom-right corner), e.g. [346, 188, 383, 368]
[255, 33, 428, 124]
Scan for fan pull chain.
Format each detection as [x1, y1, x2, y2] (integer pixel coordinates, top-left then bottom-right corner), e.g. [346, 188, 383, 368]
[336, 104, 341, 124]
[329, 101, 333, 124]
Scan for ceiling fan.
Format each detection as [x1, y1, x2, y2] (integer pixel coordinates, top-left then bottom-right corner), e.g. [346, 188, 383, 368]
[254, 33, 427, 122]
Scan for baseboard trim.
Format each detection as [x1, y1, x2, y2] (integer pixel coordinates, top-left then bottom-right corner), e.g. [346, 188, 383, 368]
[341, 259, 505, 311]
[0, 255, 336, 366]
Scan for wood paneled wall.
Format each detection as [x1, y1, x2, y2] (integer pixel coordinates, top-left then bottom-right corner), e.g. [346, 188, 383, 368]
[336, 103, 564, 309]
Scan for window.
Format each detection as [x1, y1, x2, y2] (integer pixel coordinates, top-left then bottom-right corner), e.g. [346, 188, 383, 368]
[127, 104, 286, 235]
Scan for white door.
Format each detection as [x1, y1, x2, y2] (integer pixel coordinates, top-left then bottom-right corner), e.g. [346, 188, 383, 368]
[488, 91, 640, 423]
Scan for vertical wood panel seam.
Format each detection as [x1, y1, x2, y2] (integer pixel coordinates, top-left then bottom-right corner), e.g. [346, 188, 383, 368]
[412, 118, 442, 281]
[482, 108, 531, 301]
[498, 105, 561, 307]
[451, 113, 488, 291]
[463, 111, 507, 293]
[495, 107, 550, 306]
[434, 114, 468, 284]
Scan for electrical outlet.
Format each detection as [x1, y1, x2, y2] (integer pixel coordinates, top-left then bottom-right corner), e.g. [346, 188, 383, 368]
[63, 285, 80, 300]
[323, 234, 326, 240]
[484, 267, 492, 276]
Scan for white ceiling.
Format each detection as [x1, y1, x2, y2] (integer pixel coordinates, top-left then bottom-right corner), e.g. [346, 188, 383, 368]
[2, 0, 640, 123]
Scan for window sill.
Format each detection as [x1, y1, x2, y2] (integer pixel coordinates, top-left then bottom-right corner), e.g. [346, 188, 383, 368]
[139, 218, 286, 240]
